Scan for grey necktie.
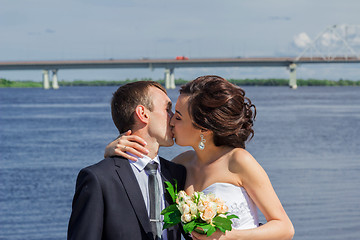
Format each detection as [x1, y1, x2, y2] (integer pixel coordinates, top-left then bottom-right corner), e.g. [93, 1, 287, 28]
[144, 162, 162, 240]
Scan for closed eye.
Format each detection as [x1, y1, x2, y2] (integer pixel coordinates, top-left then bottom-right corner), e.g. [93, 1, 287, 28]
[175, 110, 182, 116]
[166, 101, 172, 112]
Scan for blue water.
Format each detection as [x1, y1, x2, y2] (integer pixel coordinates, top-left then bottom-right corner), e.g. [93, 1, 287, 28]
[1, 86, 359, 240]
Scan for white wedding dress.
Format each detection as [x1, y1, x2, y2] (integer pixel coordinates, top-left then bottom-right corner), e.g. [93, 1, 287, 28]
[202, 182, 259, 230]
[179, 182, 259, 239]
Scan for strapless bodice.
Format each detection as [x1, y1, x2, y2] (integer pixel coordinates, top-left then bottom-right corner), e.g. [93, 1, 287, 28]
[202, 182, 259, 230]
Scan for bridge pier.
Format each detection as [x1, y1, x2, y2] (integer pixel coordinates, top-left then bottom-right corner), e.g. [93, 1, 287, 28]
[289, 63, 297, 89]
[52, 69, 59, 89]
[42, 70, 50, 89]
[164, 68, 175, 89]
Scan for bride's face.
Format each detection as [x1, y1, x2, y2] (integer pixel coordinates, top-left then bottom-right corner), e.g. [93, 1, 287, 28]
[170, 94, 201, 147]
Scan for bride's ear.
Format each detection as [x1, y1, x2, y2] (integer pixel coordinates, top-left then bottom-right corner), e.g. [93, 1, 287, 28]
[134, 105, 150, 124]
[200, 129, 213, 139]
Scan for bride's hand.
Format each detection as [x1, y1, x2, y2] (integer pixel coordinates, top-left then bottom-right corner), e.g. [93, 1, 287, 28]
[191, 229, 226, 240]
[104, 130, 149, 161]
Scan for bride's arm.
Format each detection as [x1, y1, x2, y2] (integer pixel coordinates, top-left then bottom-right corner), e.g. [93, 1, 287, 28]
[104, 130, 149, 161]
[104, 130, 192, 166]
[229, 149, 294, 240]
[192, 149, 294, 240]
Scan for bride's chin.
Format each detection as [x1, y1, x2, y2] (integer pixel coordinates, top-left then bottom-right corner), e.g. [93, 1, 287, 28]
[174, 138, 183, 146]
[174, 139, 190, 147]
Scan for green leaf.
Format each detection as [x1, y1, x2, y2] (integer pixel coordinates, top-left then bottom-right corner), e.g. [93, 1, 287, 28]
[183, 221, 196, 233]
[164, 181, 177, 203]
[163, 218, 181, 230]
[194, 227, 205, 234]
[213, 216, 232, 225]
[212, 216, 233, 231]
[162, 204, 181, 230]
[196, 223, 212, 234]
[174, 179, 178, 196]
[163, 211, 181, 223]
[193, 223, 216, 236]
[226, 214, 239, 219]
[206, 225, 216, 236]
[161, 204, 179, 215]
[163, 221, 178, 230]
[217, 226, 226, 233]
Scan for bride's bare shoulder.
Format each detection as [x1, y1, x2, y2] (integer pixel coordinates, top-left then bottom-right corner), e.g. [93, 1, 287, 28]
[171, 150, 196, 166]
[229, 148, 259, 172]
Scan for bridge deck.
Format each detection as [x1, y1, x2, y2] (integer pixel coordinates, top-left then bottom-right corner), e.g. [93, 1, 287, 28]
[0, 57, 359, 71]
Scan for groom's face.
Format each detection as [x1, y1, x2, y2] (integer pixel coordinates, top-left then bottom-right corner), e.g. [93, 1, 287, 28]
[147, 86, 174, 147]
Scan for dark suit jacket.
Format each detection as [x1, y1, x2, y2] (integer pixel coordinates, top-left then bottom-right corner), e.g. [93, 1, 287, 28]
[67, 156, 188, 240]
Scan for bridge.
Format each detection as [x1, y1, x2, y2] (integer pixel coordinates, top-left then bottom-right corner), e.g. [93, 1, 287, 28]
[1, 56, 359, 89]
[0, 25, 359, 89]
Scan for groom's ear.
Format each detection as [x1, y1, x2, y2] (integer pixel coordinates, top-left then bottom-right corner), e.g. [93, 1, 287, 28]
[135, 105, 150, 124]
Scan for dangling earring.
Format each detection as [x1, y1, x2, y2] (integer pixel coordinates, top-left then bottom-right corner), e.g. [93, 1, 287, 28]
[198, 134, 206, 150]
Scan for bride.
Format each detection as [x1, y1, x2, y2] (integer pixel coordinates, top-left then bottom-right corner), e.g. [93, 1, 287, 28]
[105, 75, 294, 240]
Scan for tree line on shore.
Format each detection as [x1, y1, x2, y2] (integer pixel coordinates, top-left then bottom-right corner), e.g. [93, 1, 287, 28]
[1, 78, 360, 88]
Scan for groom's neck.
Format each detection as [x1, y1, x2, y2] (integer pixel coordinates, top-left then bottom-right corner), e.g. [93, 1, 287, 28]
[132, 131, 159, 159]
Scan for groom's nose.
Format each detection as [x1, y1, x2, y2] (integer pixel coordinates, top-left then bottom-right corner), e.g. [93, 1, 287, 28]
[169, 114, 175, 126]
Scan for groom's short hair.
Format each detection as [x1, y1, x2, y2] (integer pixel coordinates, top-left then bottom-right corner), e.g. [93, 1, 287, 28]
[111, 81, 166, 133]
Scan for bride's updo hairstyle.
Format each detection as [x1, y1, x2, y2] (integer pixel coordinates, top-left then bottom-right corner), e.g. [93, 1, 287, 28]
[179, 75, 256, 149]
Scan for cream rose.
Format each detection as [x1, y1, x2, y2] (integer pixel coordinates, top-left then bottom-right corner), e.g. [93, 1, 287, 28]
[181, 213, 192, 223]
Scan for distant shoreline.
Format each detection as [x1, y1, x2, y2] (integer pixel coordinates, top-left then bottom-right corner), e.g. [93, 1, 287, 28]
[1, 78, 359, 88]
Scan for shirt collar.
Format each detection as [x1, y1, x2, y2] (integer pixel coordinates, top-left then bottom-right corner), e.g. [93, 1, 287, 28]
[128, 153, 160, 172]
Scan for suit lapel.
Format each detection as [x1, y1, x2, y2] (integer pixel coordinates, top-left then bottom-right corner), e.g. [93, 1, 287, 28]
[113, 157, 152, 238]
[160, 158, 186, 240]
[160, 158, 176, 207]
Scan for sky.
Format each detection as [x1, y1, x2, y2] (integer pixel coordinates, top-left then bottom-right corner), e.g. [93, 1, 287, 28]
[1, 0, 360, 82]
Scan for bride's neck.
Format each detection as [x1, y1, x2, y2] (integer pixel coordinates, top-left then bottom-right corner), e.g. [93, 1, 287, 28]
[193, 143, 233, 165]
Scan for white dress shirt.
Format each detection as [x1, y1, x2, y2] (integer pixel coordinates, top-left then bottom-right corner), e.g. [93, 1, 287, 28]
[128, 154, 167, 240]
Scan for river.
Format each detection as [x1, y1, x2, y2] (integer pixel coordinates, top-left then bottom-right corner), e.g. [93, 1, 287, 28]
[0, 85, 359, 240]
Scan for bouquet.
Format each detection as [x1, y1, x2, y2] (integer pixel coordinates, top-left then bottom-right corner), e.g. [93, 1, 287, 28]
[161, 181, 238, 236]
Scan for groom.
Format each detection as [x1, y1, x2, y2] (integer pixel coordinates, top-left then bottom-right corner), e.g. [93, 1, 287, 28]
[68, 81, 188, 240]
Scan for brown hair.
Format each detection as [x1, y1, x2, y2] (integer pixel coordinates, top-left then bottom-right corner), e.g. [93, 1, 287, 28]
[179, 75, 256, 149]
[111, 81, 166, 133]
